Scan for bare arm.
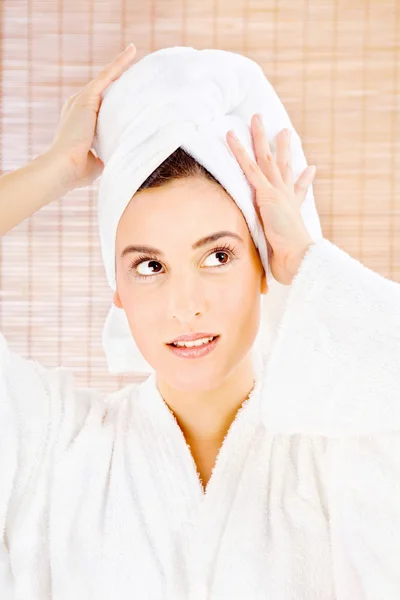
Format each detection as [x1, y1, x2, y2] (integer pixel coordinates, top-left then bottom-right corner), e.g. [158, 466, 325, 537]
[0, 43, 137, 238]
[0, 151, 72, 236]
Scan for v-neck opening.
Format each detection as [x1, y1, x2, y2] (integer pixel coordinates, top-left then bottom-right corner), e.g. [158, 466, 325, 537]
[135, 359, 266, 596]
[139, 363, 265, 502]
[161, 382, 257, 497]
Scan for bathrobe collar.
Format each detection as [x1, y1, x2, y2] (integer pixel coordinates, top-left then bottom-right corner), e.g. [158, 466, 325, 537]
[136, 367, 265, 598]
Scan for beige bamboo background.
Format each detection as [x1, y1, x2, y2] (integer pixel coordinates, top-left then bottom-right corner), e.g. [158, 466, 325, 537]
[0, 0, 399, 394]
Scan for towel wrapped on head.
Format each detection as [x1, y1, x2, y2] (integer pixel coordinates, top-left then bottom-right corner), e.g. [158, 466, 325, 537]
[92, 46, 323, 375]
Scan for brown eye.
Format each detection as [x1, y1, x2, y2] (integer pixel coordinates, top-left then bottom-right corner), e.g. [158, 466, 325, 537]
[217, 251, 229, 264]
[135, 259, 163, 276]
[128, 255, 165, 280]
[203, 244, 238, 268]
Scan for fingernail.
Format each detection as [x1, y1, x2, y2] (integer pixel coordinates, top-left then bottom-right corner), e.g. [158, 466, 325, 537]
[124, 43, 135, 53]
[255, 114, 263, 127]
[228, 129, 238, 140]
[309, 165, 316, 176]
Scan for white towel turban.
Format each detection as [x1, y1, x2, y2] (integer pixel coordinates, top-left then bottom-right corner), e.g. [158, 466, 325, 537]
[92, 46, 323, 376]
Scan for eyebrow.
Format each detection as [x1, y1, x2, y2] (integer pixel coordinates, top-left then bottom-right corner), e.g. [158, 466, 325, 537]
[120, 230, 244, 259]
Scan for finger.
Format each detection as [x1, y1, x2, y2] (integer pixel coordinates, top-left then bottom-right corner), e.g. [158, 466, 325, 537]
[82, 44, 137, 97]
[282, 161, 294, 189]
[294, 165, 316, 204]
[226, 129, 274, 193]
[276, 129, 294, 187]
[96, 44, 137, 83]
[251, 114, 284, 189]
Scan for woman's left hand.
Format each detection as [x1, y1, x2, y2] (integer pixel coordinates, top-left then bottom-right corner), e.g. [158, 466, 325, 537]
[226, 114, 317, 285]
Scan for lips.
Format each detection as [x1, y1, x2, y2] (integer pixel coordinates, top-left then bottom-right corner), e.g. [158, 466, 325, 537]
[167, 332, 219, 344]
[166, 334, 220, 358]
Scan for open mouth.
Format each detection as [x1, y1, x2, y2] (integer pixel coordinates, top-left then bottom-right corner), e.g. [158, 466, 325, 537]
[166, 335, 220, 358]
[167, 335, 219, 348]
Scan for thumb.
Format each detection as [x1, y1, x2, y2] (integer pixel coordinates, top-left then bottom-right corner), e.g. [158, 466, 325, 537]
[76, 150, 104, 188]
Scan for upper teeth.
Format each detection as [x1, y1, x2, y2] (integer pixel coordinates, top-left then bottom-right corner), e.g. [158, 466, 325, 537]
[172, 336, 215, 348]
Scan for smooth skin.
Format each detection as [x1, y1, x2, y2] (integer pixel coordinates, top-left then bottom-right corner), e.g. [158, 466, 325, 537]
[49, 42, 137, 189]
[0, 43, 137, 236]
[226, 119, 316, 285]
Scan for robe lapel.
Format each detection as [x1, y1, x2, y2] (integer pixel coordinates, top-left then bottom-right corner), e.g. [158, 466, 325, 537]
[136, 366, 266, 597]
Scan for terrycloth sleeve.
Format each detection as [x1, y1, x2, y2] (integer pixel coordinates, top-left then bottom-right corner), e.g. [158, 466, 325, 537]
[328, 430, 400, 600]
[260, 236, 400, 436]
[259, 236, 400, 598]
[0, 332, 99, 594]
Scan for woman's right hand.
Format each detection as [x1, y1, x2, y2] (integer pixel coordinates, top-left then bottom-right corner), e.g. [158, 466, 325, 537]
[49, 43, 137, 192]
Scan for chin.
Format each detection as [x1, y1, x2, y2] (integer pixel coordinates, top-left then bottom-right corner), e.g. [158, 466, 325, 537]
[175, 375, 219, 393]
[158, 360, 229, 393]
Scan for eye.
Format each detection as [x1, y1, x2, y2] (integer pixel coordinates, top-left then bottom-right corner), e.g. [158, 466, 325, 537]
[128, 243, 239, 280]
[131, 255, 163, 279]
[202, 245, 236, 267]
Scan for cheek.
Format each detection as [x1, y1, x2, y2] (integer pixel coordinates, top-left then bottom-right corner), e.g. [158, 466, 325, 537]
[224, 275, 259, 311]
[125, 295, 160, 328]
[122, 297, 165, 365]
[219, 280, 260, 334]
[113, 286, 166, 375]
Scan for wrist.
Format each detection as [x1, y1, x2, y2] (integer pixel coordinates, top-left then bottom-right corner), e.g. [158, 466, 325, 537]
[37, 149, 75, 198]
[0, 149, 76, 236]
[285, 238, 316, 282]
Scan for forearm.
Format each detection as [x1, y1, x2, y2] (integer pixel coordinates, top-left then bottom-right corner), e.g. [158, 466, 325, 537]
[0, 151, 72, 236]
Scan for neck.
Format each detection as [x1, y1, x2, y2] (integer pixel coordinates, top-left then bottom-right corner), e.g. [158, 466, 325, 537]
[156, 355, 256, 444]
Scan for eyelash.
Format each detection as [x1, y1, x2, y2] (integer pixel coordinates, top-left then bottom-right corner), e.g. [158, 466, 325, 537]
[128, 243, 239, 281]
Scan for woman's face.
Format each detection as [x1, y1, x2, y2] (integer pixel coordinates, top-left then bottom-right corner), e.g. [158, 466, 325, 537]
[114, 175, 268, 391]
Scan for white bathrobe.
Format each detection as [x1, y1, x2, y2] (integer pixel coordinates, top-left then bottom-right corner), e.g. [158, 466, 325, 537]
[1, 237, 400, 600]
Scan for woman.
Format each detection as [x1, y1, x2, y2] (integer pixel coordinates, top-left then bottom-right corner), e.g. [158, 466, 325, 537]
[0, 44, 399, 599]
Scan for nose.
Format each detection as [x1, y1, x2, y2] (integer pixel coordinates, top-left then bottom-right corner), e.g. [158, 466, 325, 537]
[166, 272, 206, 323]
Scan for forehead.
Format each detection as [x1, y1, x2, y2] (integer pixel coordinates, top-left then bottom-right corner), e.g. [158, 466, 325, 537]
[116, 177, 250, 244]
